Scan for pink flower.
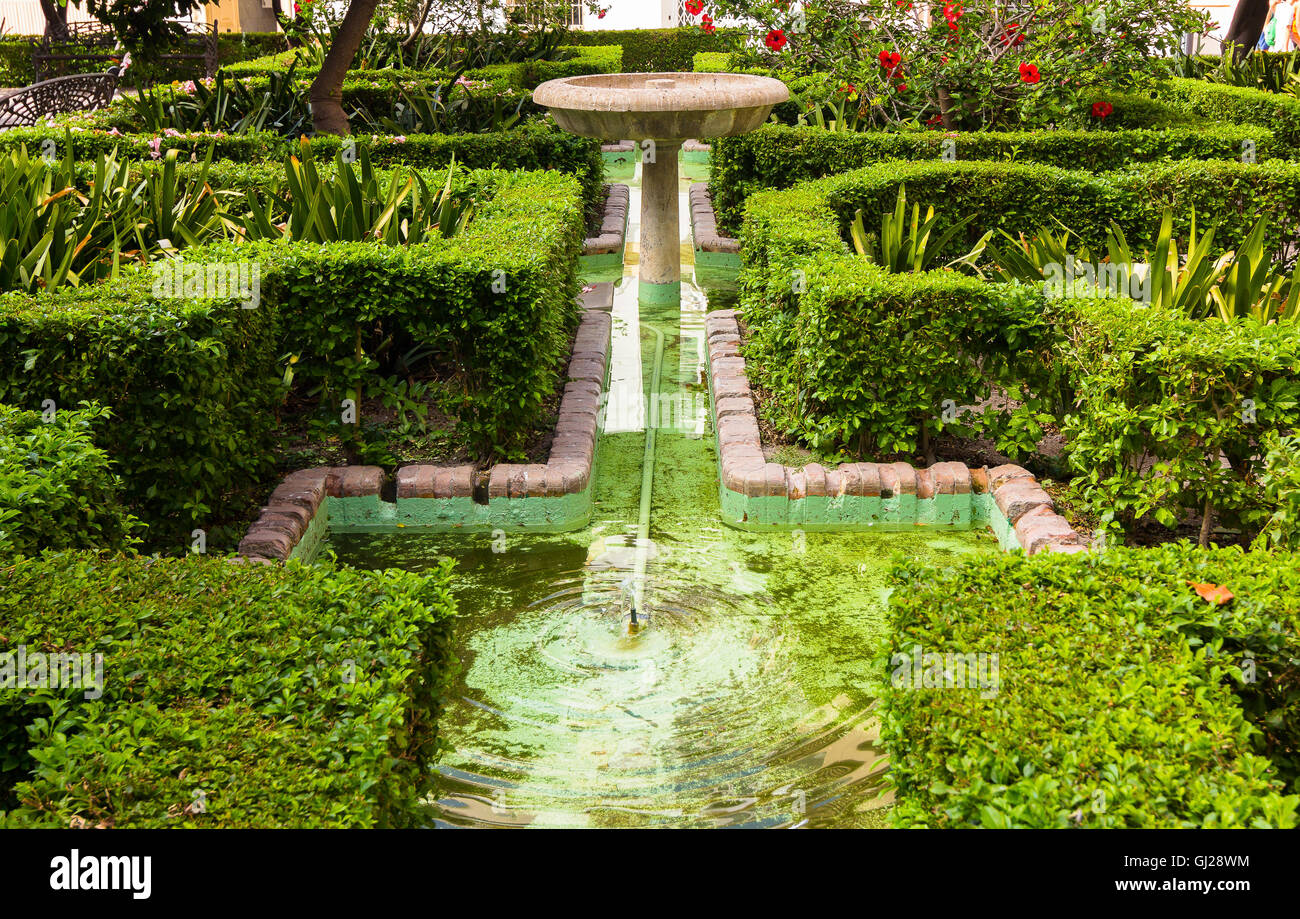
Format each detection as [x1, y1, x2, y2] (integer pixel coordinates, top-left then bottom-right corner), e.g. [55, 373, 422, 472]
[148, 137, 162, 159]
[181, 80, 196, 94]
[107, 127, 122, 136]
[163, 128, 181, 137]
[392, 136, 407, 143]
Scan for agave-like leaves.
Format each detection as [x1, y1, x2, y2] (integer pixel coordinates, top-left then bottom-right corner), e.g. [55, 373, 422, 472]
[852, 185, 985, 274]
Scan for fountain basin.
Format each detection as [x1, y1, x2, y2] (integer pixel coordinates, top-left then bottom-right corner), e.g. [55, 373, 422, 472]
[532, 72, 790, 142]
[534, 72, 788, 302]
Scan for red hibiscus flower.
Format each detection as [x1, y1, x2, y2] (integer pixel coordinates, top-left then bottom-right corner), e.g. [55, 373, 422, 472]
[684, 0, 704, 15]
[839, 83, 856, 94]
[1003, 23, 1026, 46]
[943, 2, 963, 21]
[700, 13, 716, 32]
[896, 83, 908, 92]
[765, 29, 788, 51]
[878, 49, 902, 73]
[895, 0, 913, 7]
[1091, 101, 1114, 118]
[597, 7, 607, 17]
[1018, 62, 1041, 84]
[926, 114, 944, 125]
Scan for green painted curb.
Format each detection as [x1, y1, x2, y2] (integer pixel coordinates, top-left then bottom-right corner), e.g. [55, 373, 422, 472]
[638, 279, 682, 304]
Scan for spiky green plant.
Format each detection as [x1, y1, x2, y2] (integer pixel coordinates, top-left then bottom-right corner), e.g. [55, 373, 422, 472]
[851, 185, 990, 273]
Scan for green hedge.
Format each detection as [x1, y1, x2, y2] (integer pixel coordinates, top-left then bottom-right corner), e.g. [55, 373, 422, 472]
[736, 159, 1300, 263]
[1055, 296, 1300, 538]
[1160, 77, 1300, 147]
[711, 122, 1276, 231]
[741, 250, 1051, 458]
[469, 44, 621, 87]
[0, 553, 458, 828]
[221, 43, 621, 88]
[1257, 434, 1300, 550]
[0, 32, 286, 87]
[3, 122, 606, 210]
[881, 546, 1300, 826]
[566, 27, 742, 71]
[0, 272, 281, 548]
[0, 164, 584, 542]
[739, 170, 1300, 539]
[190, 165, 584, 463]
[0, 403, 138, 558]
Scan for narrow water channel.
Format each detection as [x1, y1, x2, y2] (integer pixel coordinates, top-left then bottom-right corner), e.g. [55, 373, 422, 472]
[324, 157, 997, 827]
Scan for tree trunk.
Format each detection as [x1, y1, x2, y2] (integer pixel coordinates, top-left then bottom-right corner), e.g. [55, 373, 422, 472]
[309, 0, 382, 135]
[38, 0, 70, 40]
[403, 0, 436, 51]
[1199, 495, 1214, 548]
[1223, 0, 1270, 61]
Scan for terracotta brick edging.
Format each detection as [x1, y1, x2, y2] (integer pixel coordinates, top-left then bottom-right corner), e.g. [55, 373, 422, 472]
[704, 309, 1087, 556]
[689, 183, 739, 256]
[582, 183, 630, 257]
[238, 298, 613, 562]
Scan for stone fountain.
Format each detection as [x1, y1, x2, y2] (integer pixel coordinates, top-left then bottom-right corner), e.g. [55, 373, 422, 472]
[533, 72, 789, 302]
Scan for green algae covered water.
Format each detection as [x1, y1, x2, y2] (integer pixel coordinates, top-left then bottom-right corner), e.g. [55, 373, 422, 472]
[323, 175, 998, 828]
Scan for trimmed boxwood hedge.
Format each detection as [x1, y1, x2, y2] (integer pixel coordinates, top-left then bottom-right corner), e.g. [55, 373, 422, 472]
[220, 43, 621, 88]
[710, 122, 1276, 231]
[0, 403, 137, 558]
[566, 27, 741, 72]
[1052, 296, 1300, 540]
[0, 272, 281, 549]
[0, 553, 458, 828]
[735, 159, 1300, 260]
[739, 170, 1300, 537]
[2, 122, 607, 210]
[0, 32, 286, 87]
[210, 165, 585, 463]
[880, 545, 1300, 827]
[0, 164, 584, 545]
[1160, 77, 1300, 147]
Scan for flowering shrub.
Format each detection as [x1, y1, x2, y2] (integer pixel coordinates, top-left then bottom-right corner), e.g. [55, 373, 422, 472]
[703, 0, 1209, 130]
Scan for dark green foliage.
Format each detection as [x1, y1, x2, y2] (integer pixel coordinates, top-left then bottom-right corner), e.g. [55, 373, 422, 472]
[1160, 77, 1300, 146]
[0, 553, 458, 828]
[739, 171, 1300, 542]
[4, 123, 605, 212]
[565, 27, 742, 72]
[710, 122, 1276, 231]
[0, 403, 138, 558]
[0, 32, 286, 87]
[0, 271, 282, 548]
[1053, 297, 1300, 538]
[742, 250, 1049, 457]
[881, 546, 1300, 826]
[738, 160, 1300, 265]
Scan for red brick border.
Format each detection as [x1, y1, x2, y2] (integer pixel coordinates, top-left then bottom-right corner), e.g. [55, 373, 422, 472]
[690, 183, 738, 255]
[582, 183, 630, 256]
[705, 309, 1086, 555]
[239, 299, 612, 562]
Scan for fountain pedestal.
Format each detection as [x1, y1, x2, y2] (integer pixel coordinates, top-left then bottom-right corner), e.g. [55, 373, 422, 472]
[638, 137, 681, 302]
[532, 72, 789, 303]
